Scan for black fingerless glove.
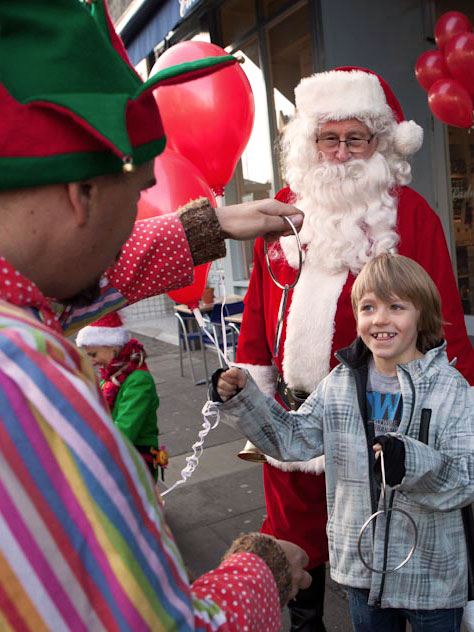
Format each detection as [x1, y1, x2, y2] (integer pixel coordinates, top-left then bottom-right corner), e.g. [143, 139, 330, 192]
[210, 368, 226, 402]
[373, 435, 406, 487]
[209, 368, 243, 402]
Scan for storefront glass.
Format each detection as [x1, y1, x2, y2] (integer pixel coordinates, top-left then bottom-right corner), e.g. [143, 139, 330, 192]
[220, 0, 313, 283]
[267, 3, 312, 184]
[226, 37, 274, 281]
[435, 0, 474, 317]
[220, 0, 256, 46]
[449, 128, 474, 314]
[262, 0, 295, 20]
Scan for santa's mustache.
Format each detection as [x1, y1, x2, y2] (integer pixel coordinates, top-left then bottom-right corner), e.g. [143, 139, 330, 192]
[278, 151, 399, 273]
[296, 152, 394, 211]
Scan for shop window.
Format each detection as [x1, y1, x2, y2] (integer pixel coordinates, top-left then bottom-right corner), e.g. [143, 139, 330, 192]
[448, 127, 474, 315]
[267, 3, 312, 184]
[220, 0, 256, 46]
[219, 1, 313, 285]
[261, 0, 295, 21]
[224, 38, 274, 282]
[435, 0, 474, 316]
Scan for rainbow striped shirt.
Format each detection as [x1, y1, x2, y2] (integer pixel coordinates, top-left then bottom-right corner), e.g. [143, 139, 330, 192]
[0, 221, 281, 631]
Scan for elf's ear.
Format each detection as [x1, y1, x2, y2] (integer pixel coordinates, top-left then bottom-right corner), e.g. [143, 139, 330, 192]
[66, 181, 93, 227]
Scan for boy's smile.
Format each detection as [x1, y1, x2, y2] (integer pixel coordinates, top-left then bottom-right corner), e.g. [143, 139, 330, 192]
[357, 291, 423, 375]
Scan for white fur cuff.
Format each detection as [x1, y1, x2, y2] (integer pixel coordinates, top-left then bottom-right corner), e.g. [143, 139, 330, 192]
[266, 454, 326, 474]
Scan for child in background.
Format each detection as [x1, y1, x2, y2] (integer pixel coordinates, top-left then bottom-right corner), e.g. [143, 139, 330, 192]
[213, 253, 474, 632]
[76, 312, 168, 481]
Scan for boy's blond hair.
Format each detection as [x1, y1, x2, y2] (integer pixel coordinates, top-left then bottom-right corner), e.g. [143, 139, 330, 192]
[351, 254, 444, 353]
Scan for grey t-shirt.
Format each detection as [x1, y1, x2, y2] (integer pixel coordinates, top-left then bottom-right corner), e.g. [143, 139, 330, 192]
[366, 359, 403, 436]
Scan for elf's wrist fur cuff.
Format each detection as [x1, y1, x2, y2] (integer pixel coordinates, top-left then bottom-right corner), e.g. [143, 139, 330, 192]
[177, 197, 226, 266]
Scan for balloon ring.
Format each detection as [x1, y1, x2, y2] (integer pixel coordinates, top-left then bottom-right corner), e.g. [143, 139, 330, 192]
[357, 450, 418, 574]
[264, 217, 303, 357]
[263, 216, 303, 288]
[358, 508, 418, 574]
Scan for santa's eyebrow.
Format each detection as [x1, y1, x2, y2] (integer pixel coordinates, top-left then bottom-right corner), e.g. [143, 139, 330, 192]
[320, 129, 368, 137]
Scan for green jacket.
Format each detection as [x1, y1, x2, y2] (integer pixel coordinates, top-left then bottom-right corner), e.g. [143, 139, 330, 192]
[108, 370, 159, 448]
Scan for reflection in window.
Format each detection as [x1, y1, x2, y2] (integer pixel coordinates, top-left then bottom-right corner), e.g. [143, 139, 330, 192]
[267, 3, 312, 185]
[435, 0, 474, 317]
[220, 1, 313, 283]
[220, 0, 256, 47]
[262, 0, 296, 20]
[225, 39, 274, 282]
[449, 127, 474, 315]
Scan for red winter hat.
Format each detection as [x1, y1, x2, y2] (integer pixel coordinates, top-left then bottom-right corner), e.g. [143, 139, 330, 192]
[294, 66, 423, 156]
[76, 311, 130, 348]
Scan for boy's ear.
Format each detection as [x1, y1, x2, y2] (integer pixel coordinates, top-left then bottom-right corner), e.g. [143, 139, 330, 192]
[66, 181, 94, 227]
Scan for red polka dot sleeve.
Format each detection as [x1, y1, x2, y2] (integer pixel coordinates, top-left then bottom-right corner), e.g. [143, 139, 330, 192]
[191, 552, 281, 631]
[106, 215, 195, 304]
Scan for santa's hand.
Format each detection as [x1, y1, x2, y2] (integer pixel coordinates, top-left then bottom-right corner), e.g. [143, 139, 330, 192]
[216, 367, 247, 401]
[215, 199, 303, 242]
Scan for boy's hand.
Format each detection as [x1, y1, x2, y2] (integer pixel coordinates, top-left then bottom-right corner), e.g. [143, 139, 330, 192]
[217, 367, 247, 401]
[372, 435, 406, 486]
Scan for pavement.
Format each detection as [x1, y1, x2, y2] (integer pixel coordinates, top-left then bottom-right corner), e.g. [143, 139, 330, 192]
[130, 321, 354, 632]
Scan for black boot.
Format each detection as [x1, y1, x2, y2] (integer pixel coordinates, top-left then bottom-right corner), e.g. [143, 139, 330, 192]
[289, 564, 327, 632]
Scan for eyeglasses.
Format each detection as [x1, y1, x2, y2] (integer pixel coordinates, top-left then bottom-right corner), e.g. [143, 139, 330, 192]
[316, 134, 375, 152]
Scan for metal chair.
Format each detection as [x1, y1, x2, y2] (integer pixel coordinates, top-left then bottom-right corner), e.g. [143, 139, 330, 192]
[174, 311, 210, 385]
[207, 301, 244, 366]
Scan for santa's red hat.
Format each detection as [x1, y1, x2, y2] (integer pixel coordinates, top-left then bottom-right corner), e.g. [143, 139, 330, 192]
[294, 66, 423, 156]
[76, 312, 130, 348]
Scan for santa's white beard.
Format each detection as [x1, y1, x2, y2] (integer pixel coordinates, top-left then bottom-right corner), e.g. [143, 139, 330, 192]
[280, 152, 399, 274]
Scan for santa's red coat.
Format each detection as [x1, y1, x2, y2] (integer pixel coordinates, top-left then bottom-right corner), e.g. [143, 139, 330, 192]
[236, 185, 474, 568]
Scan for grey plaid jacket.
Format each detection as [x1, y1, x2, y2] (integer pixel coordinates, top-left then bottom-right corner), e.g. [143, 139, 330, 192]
[219, 339, 474, 609]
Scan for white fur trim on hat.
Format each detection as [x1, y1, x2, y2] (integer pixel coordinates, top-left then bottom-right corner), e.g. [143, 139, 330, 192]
[393, 120, 423, 155]
[295, 70, 393, 122]
[76, 325, 130, 348]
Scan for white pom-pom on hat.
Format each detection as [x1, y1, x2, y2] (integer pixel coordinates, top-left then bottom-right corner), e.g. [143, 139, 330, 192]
[393, 120, 424, 156]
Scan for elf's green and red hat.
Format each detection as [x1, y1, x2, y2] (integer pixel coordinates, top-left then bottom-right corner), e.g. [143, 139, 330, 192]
[0, 0, 237, 190]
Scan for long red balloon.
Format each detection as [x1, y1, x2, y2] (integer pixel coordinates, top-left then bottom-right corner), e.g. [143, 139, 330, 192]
[138, 148, 216, 308]
[151, 41, 255, 195]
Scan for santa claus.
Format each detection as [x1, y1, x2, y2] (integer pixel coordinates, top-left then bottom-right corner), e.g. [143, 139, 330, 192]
[236, 67, 474, 632]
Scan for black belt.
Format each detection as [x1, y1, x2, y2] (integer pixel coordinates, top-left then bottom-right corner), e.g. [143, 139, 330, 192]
[276, 373, 309, 411]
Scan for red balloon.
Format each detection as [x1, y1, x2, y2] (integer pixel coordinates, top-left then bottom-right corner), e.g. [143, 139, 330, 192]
[415, 50, 450, 92]
[139, 147, 216, 216]
[137, 148, 217, 308]
[166, 262, 212, 310]
[445, 32, 474, 96]
[434, 11, 472, 52]
[428, 78, 473, 128]
[137, 197, 168, 220]
[151, 41, 255, 195]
